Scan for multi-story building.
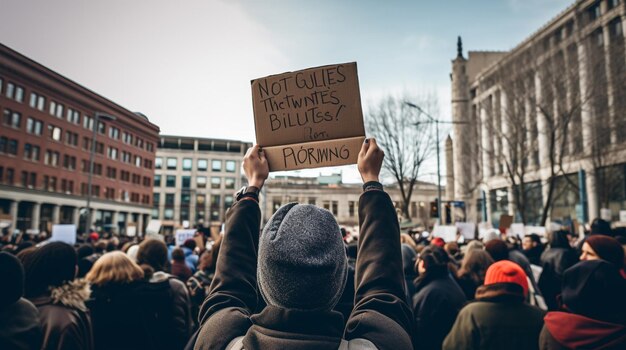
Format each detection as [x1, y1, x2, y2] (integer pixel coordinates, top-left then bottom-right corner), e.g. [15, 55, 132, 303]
[152, 135, 251, 234]
[263, 175, 439, 229]
[448, 0, 626, 226]
[0, 43, 160, 235]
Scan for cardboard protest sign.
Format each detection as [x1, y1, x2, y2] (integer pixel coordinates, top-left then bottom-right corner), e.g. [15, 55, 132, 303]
[499, 214, 513, 232]
[251, 62, 365, 171]
[50, 225, 76, 245]
[175, 229, 196, 247]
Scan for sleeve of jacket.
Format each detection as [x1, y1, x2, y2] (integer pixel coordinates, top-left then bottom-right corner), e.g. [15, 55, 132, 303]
[195, 199, 261, 350]
[169, 278, 193, 348]
[442, 306, 479, 350]
[344, 190, 414, 350]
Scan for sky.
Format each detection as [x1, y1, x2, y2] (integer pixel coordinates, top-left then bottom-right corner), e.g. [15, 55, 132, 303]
[0, 0, 573, 182]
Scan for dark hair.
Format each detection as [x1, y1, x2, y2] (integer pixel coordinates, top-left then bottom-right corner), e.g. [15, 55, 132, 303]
[21, 242, 77, 298]
[183, 239, 196, 250]
[416, 245, 450, 278]
[549, 230, 571, 249]
[198, 236, 222, 272]
[137, 239, 168, 272]
[590, 218, 612, 236]
[172, 248, 186, 262]
[485, 239, 508, 262]
[525, 234, 541, 245]
[458, 249, 494, 284]
[0, 252, 24, 307]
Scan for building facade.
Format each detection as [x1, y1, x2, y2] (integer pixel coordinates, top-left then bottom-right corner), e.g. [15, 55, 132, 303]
[263, 175, 439, 229]
[448, 0, 626, 226]
[0, 43, 160, 235]
[152, 135, 251, 234]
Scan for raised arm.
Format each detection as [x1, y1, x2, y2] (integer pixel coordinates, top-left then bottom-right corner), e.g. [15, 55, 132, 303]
[195, 145, 268, 349]
[344, 139, 414, 349]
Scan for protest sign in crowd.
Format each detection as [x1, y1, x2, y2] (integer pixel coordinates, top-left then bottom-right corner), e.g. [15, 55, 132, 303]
[1, 139, 625, 350]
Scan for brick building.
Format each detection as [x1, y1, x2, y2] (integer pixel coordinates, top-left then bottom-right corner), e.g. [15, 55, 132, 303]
[0, 43, 159, 235]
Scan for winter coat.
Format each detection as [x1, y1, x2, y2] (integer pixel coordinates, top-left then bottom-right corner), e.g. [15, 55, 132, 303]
[539, 247, 578, 310]
[30, 279, 94, 350]
[456, 274, 482, 301]
[88, 280, 191, 350]
[194, 189, 414, 349]
[181, 247, 199, 273]
[148, 271, 193, 346]
[0, 297, 42, 350]
[171, 260, 193, 282]
[540, 312, 626, 350]
[186, 269, 216, 322]
[524, 246, 543, 266]
[412, 273, 466, 350]
[443, 282, 545, 350]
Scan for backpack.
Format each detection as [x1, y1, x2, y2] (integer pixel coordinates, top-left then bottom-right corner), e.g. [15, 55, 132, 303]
[132, 279, 178, 350]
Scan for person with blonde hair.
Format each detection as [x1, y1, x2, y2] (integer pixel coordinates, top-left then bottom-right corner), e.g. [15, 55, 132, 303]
[86, 251, 181, 350]
[86, 251, 143, 286]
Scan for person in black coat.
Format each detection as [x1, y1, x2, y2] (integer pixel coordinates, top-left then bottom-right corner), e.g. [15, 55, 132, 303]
[412, 245, 467, 350]
[539, 230, 578, 310]
[0, 251, 42, 350]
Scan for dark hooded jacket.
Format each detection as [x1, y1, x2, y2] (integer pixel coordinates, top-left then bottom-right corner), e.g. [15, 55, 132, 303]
[539, 260, 626, 350]
[194, 189, 414, 349]
[443, 283, 545, 350]
[540, 313, 626, 350]
[0, 251, 42, 350]
[539, 231, 578, 310]
[30, 279, 94, 350]
[412, 266, 466, 350]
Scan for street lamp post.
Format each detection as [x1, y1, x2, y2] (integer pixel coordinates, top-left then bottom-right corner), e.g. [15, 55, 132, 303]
[85, 112, 116, 233]
[404, 102, 467, 225]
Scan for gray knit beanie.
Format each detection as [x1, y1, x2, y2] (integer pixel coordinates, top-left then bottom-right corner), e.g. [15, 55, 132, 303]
[258, 203, 348, 311]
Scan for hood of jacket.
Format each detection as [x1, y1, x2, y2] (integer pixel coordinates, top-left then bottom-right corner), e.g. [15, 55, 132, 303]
[242, 305, 345, 350]
[475, 282, 525, 303]
[545, 311, 626, 349]
[32, 278, 91, 312]
[149, 270, 173, 283]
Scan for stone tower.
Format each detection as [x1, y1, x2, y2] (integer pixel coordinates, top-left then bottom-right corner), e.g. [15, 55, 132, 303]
[445, 135, 454, 200]
[450, 36, 474, 219]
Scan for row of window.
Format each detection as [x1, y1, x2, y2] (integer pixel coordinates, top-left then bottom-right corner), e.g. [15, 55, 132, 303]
[540, 3, 623, 51]
[588, 0, 621, 23]
[2, 108, 154, 170]
[0, 166, 149, 204]
[79, 160, 152, 187]
[154, 174, 236, 189]
[0, 136, 152, 187]
[152, 193, 233, 221]
[0, 77, 155, 153]
[155, 157, 237, 172]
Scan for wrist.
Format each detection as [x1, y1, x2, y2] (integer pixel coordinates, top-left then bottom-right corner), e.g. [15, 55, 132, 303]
[248, 178, 265, 189]
[361, 175, 379, 183]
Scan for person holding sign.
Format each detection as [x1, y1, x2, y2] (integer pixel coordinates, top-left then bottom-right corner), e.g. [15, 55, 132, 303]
[194, 139, 413, 349]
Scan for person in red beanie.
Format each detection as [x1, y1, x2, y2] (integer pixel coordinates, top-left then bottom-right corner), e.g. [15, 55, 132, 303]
[431, 237, 445, 248]
[443, 260, 545, 350]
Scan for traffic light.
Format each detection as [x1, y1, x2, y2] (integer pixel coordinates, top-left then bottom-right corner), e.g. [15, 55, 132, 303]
[430, 199, 439, 218]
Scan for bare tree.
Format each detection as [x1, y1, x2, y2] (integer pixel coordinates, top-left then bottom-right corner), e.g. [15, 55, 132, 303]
[474, 32, 621, 225]
[366, 94, 436, 221]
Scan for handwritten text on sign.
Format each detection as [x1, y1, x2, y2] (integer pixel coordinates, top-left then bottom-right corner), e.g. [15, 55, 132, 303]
[252, 62, 365, 148]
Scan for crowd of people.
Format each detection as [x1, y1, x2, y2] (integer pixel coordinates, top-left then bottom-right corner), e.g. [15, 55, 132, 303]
[1, 139, 626, 350]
